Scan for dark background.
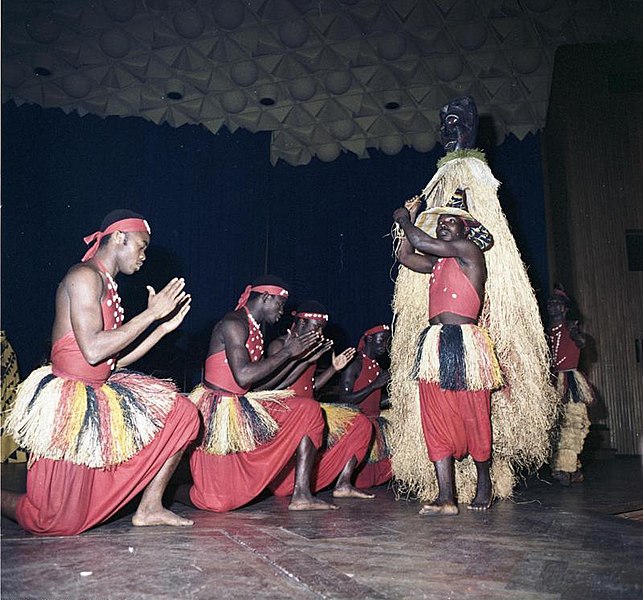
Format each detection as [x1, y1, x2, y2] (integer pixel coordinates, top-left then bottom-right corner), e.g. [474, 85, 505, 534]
[1, 100, 548, 390]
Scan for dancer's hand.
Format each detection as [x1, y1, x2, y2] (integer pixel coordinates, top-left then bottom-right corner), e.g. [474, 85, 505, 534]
[332, 347, 356, 371]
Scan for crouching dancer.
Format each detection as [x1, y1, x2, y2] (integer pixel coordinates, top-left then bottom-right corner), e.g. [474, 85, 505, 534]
[2, 210, 200, 535]
[187, 278, 338, 511]
[268, 302, 374, 500]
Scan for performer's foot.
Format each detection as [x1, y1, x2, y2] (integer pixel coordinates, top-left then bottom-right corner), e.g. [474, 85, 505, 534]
[333, 485, 375, 499]
[132, 507, 194, 527]
[418, 502, 459, 516]
[551, 470, 571, 487]
[570, 469, 584, 484]
[467, 496, 492, 511]
[288, 496, 339, 511]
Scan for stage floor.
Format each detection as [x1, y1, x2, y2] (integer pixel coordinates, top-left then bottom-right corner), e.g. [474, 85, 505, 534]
[2, 457, 642, 600]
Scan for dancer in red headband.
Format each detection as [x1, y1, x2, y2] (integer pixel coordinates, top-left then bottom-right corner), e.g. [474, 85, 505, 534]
[3, 209, 199, 535]
[267, 301, 375, 500]
[546, 285, 595, 486]
[339, 325, 393, 489]
[186, 278, 338, 511]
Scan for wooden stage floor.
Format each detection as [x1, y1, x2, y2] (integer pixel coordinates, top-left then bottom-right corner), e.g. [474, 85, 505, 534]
[2, 457, 642, 599]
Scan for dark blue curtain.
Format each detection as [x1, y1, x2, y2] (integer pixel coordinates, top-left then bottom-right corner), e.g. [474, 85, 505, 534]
[1, 101, 548, 389]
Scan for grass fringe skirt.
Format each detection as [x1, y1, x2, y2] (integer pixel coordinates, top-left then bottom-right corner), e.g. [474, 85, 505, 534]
[190, 386, 294, 455]
[6, 365, 177, 469]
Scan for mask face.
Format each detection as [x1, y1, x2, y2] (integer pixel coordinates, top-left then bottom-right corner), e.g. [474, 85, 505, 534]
[439, 96, 478, 151]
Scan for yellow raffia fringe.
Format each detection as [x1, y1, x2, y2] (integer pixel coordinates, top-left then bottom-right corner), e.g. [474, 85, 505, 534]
[389, 155, 558, 503]
[321, 403, 359, 447]
[191, 385, 293, 455]
[414, 324, 503, 390]
[556, 370, 594, 405]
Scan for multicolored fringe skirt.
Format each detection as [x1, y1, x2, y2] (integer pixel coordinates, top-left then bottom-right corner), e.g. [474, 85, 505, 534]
[556, 369, 595, 405]
[5, 365, 177, 469]
[412, 323, 503, 391]
[190, 386, 292, 455]
[320, 403, 363, 448]
[366, 415, 390, 464]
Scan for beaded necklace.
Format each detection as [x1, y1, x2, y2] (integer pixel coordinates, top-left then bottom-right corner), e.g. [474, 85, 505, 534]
[548, 323, 565, 368]
[95, 260, 125, 329]
[95, 260, 124, 371]
[245, 307, 264, 362]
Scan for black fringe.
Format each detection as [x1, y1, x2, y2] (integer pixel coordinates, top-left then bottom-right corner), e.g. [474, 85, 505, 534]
[438, 325, 467, 390]
[411, 325, 433, 379]
[76, 387, 101, 453]
[238, 395, 276, 444]
[27, 373, 57, 411]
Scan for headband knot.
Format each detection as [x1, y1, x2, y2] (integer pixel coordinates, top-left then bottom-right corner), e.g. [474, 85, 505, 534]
[81, 218, 150, 262]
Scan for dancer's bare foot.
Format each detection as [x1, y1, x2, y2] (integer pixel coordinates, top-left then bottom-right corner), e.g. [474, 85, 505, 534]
[333, 485, 375, 499]
[570, 469, 584, 484]
[467, 497, 492, 511]
[288, 496, 339, 511]
[418, 502, 459, 516]
[132, 507, 193, 527]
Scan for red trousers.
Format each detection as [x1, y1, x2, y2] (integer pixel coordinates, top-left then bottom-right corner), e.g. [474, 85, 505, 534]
[354, 416, 392, 488]
[16, 395, 199, 536]
[419, 381, 491, 463]
[270, 409, 372, 496]
[189, 397, 324, 511]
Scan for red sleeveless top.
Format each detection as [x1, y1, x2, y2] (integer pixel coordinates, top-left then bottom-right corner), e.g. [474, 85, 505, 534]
[50, 267, 123, 386]
[428, 257, 481, 320]
[548, 322, 581, 371]
[290, 363, 316, 398]
[354, 353, 382, 418]
[204, 309, 263, 395]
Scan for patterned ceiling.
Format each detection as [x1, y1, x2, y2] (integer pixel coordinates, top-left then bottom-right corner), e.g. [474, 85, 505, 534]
[2, 0, 640, 165]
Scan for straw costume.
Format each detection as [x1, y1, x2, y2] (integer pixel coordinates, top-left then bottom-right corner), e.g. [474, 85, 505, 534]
[547, 287, 594, 482]
[188, 286, 326, 512]
[5, 214, 199, 535]
[388, 96, 557, 504]
[352, 326, 393, 489]
[1, 331, 27, 463]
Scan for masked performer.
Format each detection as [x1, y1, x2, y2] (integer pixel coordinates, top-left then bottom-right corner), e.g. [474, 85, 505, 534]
[388, 96, 558, 509]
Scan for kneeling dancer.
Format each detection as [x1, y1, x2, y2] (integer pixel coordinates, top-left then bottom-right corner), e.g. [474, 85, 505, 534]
[268, 302, 374, 500]
[3, 210, 200, 535]
[339, 325, 393, 489]
[188, 278, 338, 511]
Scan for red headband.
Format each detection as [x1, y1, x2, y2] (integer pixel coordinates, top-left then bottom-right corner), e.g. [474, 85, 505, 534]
[81, 218, 151, 262]
[235, 285, 289, 310]
[291, 311, 329, 321]
[552, 288, 569, 300]
[358, 324, 390, 351]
